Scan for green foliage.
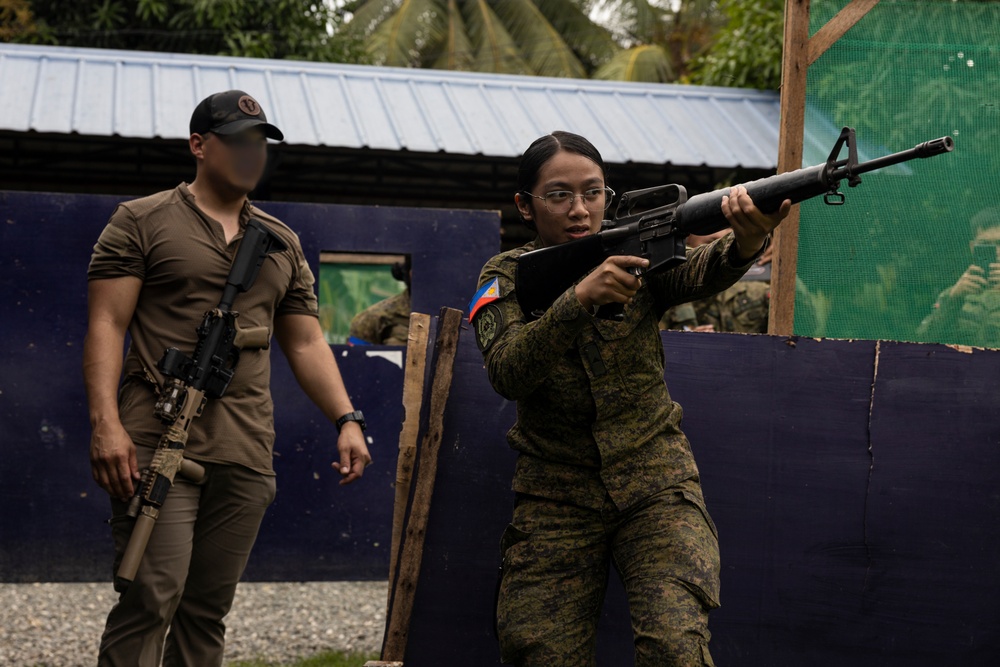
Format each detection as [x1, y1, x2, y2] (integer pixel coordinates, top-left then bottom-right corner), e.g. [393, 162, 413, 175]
[462, 0, 531, 74]
[346, 0, 740, 82]
[9, 0, 369, 63]
[591, 0, 725, 82]
[318, 261, 405, 345]
[537, 0, 618, 71]
[808, 0, 1000, 157]
[594, 44, 674, 82]
[690, 0, 783, 90]
[8, 0, 788, 88]
[348, 0, 617, 77]
[794, 0, 1000, 344]
[491, 0, 587, 78]
[0, 0, 38, 41]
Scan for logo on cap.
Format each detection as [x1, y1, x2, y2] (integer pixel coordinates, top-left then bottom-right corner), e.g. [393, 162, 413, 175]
[238, 95, 261, 116]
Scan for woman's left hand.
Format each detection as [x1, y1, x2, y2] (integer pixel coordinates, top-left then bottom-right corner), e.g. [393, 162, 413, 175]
[722, 184, 792, 262]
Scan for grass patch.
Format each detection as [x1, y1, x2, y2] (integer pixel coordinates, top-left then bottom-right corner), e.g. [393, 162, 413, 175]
[227, 650, 380, 667]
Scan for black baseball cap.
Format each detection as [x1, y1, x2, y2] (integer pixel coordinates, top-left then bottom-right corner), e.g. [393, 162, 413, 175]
[189, 90, 284, 141]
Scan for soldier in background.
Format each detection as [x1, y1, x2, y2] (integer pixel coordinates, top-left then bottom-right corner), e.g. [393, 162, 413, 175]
[348, 257, 411, 345]
[688, 229, 771, 334]
[917, 207, 1000, 347]
[663, 229, 823, 337]
[659, 302, 700, 330]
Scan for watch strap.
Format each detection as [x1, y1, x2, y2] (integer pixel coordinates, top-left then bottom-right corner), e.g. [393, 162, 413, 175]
[335, 410, 366, 433]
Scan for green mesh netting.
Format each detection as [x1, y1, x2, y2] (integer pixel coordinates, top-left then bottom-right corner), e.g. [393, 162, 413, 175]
[794, 0, 1000, 346]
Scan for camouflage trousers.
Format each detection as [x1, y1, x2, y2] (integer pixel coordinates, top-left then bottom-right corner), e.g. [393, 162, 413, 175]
[497, 479, 721, 666]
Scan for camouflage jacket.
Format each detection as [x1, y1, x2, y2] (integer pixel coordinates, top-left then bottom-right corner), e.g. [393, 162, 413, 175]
[917, 286, 1000, 348]
[473, 233, 760, 511]
[659, 302, 699, 330]
[349, 289, 410, 345]
[693, 281, 770, 334]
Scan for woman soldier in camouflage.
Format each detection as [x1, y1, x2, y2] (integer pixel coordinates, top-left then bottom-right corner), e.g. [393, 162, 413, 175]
[469, 131, 790, 666]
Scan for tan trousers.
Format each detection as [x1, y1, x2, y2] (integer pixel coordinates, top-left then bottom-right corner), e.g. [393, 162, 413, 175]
[98, 447, 276, 667]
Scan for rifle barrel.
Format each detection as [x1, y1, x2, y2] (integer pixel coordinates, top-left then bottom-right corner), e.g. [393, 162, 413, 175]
[849, 136, 954, 177]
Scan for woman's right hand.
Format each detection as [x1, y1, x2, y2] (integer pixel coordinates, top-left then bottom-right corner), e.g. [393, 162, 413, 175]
[574, 255, 649, 312]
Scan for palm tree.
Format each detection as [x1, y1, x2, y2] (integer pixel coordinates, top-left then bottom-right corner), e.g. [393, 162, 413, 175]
[589, 0, 724, 83]
[343, 0, 726, 83]
[343, 0, 618, 78]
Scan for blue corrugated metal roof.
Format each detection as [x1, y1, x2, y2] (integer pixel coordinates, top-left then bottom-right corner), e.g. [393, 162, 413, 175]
[0, 42, 786, 169]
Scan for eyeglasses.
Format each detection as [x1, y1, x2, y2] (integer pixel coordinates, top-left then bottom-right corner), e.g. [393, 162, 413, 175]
[521, 187, 615, 214]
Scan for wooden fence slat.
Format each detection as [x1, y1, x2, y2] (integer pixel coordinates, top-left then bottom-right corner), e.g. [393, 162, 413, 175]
[386, 312, 432, 611]
[381, 307, 464, 661]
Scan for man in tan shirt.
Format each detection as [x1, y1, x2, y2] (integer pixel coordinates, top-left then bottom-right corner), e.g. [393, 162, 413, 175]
[83, 90, 372, 666]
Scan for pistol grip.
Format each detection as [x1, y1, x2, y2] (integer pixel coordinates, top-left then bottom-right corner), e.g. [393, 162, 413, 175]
[594, 265, 642, 321]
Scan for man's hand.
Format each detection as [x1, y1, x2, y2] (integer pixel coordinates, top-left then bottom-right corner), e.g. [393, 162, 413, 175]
[90, 420, 139, 501]
[989, 262, 1000, 293]
[334, 421, 372, 486]
[575, 255, 649, 311]
[276, 314, 373, 488]
[722, 184, 792, 261]
[84, 275, 142, 501]
[950, 265, 988, 299]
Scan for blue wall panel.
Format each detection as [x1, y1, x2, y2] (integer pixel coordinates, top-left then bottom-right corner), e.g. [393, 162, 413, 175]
[402, 333, 1000, 666]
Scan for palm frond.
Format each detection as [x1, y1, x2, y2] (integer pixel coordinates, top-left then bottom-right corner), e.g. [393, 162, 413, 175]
[535, 0, 619, 69]
[462, 0, 531, 75]
[366, 0, 444, 67]
[346, 0, 403, 39]
[491, 0, 586, 78]
[592, 0, 671, 44]
[593, 44, 674, 82]
[430, 0, 475, 70]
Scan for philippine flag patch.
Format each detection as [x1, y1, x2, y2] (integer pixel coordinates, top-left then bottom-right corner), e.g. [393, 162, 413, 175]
[468, 277, 501, 322]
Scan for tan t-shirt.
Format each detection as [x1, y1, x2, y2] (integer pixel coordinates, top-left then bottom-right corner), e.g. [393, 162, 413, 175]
[88, 183, 318, 474]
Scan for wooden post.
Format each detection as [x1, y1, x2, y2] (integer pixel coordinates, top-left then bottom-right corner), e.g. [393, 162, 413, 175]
[386, 312, 432, 611]
[768, 0, 811, 335]
[769, 0, 880, 335]
[381, 307, 464, 662]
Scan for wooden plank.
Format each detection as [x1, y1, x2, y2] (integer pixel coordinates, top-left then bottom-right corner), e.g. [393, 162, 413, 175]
[768, 0, 812, 335]
[807, 0, 880, 66]
[386, 312, 432, 611]
[381, 307, 464, 662]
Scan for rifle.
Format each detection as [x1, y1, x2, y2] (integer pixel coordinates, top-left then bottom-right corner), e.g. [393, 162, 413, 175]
[515, 127, 954, 321]
[115, 218, 287, 591]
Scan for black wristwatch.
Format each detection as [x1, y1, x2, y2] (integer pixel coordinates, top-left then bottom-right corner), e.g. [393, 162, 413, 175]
[335, 410, 366, 433]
